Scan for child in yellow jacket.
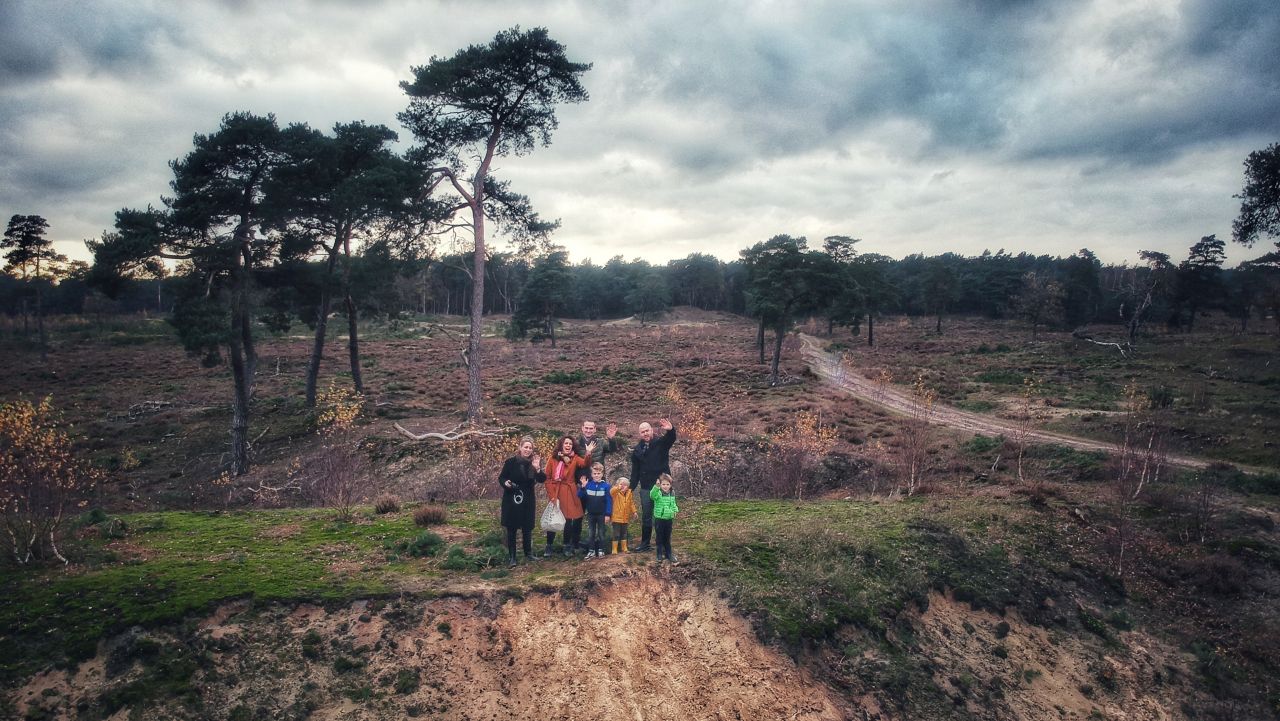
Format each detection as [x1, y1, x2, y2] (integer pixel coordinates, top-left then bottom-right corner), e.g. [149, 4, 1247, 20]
[610, 476, 637, 554]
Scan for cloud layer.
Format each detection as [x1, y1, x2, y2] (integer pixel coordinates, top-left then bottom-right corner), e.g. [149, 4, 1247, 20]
[2, 0, 1278, 266]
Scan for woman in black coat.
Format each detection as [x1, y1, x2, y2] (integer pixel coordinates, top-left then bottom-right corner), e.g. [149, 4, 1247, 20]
[499, 435, 544, 566]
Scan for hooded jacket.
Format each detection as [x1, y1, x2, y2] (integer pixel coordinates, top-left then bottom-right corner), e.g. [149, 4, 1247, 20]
[650, 484, 678, 521]
[610, 485, 637, 524]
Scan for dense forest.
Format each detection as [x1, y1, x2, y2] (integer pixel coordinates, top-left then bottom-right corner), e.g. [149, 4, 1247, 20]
[4, 229, 1279, 337]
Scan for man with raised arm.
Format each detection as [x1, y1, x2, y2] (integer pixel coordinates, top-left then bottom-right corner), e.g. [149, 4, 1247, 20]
[629, 418, 676, 553]
[574, 419, 621, 481]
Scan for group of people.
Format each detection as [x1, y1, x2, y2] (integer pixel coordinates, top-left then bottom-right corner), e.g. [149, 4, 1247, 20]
[498, 418, 679, 567]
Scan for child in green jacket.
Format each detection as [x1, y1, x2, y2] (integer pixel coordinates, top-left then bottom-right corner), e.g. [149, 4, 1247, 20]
[650, 473, 679, 563]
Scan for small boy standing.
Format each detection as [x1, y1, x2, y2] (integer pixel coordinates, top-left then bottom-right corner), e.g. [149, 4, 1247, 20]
[650, 473, 679, 563]
[578, 463, 613, 559]
[609, 476, 636, 554]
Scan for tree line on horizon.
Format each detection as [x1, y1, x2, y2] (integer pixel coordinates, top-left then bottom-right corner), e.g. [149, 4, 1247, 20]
[5, 229, 1279, 335]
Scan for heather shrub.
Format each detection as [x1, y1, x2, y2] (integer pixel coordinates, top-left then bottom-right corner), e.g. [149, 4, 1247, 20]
[413, 504, 448, 526]
[373, 494, 400, 514]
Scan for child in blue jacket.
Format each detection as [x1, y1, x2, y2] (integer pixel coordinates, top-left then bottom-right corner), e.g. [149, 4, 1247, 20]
[578, 463, 613, 559]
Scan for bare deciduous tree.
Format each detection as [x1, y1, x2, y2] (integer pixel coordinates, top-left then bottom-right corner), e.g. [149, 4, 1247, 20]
[293, 384, 369, 521]
[894, 376, 938, 497]
[661, 384, 729, 498]
[1108, 382, 1169, 577]
[764, 411, 837, 499]
[0, 398, 98, 564]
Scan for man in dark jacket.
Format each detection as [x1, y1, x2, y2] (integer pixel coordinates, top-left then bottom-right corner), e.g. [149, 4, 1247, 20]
[573, 419, 622, 551]
[629, 418, 676, 552]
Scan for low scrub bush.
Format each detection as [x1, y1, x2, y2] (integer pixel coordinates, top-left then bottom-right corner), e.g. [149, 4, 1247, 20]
[413, 504, 448, 526]
[393, 669, 419, 694]
[1214, 467, 1280, 497]
[440, 545, 473, 570]
[1183, 554, 1247, 596]
[976, 369, 1025, 385]
[962, 434, 1004, 456]
[373, 495, 399, 514]
[387, 531, 444, 558]
[332, 656, 364, 673]
[542, 369, 587, 385]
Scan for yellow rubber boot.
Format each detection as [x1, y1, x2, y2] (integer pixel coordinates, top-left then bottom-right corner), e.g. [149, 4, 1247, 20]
[611, 541, 619, 555]
[621, 540, 629, 553]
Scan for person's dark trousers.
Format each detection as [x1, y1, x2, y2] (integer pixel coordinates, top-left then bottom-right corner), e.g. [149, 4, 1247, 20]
[586, 513, 606, 553]
[544, 531, 558, 555]
[635, 490, 655, 550]
[564, 517, 583, 554]
[655, 518, 673, 560]
[506, 525, 533, 557]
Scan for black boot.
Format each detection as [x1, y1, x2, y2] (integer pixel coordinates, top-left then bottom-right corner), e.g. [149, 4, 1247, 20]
[508, 549, 517, 567]
[633, 527, 652, 552]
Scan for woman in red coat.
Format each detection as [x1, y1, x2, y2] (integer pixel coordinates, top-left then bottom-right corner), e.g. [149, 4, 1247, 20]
[544, 435, 590, 558]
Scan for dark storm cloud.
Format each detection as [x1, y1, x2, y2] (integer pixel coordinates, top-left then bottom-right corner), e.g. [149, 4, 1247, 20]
[604, 1, 1278, 172]
[0, 1, 185, 84]
[1182, 0, 1280, 70]
[602, 1, 1048, 175]
[0, 4, 59, 82]
[1010, 0, 1280, 164]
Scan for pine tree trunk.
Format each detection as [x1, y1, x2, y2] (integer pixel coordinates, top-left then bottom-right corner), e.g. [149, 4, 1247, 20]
[867, 314, 875, 347]
[229, 287, 253, 475]
[305, 294, 331, 407]
[36, 282, 47, 362]
[339, 232, 363, 394]
[466, 200, 486, 425]
[346, 293, 363, 393]
[240, 289, 257, 398]
[305, 249, 341, 407]
[770, 324, 784, 386]
[228, 335, 252, 476]
[757, 317, 766, 364]
[228, 235, 257, 475]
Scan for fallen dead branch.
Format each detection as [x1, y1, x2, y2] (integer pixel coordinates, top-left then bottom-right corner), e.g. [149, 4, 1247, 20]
[1071, 329, 1130, 358]
[107, 400, 175, 421]
[393, 422, 512, 441]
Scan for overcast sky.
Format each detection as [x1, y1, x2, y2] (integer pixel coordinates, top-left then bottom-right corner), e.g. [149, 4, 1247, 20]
[3, 0, 1278, 269]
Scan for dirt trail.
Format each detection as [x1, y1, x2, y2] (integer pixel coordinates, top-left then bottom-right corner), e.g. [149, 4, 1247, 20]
[799, 333, 1221, 472]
